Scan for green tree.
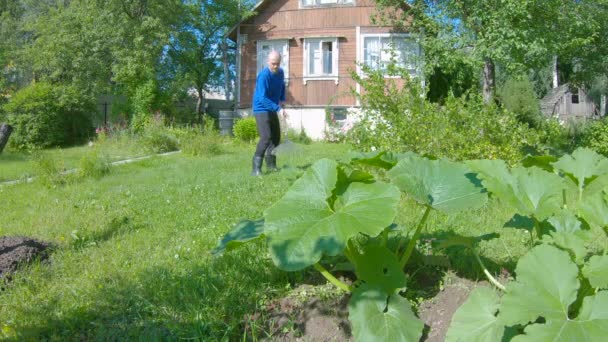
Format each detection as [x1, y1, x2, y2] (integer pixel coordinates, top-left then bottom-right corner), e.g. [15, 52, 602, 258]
[162, 0, 249, 124]
[375, 0, 591, 103]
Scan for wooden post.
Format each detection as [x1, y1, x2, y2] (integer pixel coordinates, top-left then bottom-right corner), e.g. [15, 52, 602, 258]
[482, 57, 495, 104]
[0, 123, 13, 153]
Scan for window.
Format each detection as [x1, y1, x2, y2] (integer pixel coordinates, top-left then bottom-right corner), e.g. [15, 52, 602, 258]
[571, 88, 580, 104]
[257, 40, 289, 78]
[304, 38, 339, 80]
[301, 0, 354, 7]
[361, 34, 420, 76]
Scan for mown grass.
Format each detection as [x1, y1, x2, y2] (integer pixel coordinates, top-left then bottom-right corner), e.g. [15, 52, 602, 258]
[1, 140, 605, 340]
[0, 135, 144, 182]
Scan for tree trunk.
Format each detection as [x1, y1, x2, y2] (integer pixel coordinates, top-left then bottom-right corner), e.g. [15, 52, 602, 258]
[196, 88, 205, 127]
[0, 123, 13, 153]
[601, 95, 607, 117]
[552, 56, 559, 89]
[222, 40, 232, 102]
[482, 57, 496, 104]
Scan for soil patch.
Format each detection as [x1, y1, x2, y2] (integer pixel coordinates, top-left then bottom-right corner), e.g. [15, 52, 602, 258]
[257, 284, 352, 342]
[0, 236, 51, 280]
[418, 274, 490, 341]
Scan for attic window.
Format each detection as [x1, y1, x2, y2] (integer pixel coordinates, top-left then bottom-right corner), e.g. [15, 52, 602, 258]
[301, 0, 355, 8]
[571, 88, 580, 104]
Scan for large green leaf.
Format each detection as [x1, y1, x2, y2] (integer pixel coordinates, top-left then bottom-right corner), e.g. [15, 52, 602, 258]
[468, 160, 564, 220]
[541, 232, 589, 264]
[264, 159, 401, 271]
[445, 287, 505, 342]
[584, 174, 608, 198]
[351, 245, 406, 294]
[511, 291, 608, 341]
[388, 155, 487, 214]
[348, 284, 424, 341]
[434, 233, 500, 250]
[211, 219, 265, 256]
[583, 255, 608, 289]
[552, 147, 608, 191]
[545, 209, 585, 233]
[349, 150, 412, 170]
[580, 191, 608, 229]
[521, 155, 558, 173]
[500, 244, 580, 326]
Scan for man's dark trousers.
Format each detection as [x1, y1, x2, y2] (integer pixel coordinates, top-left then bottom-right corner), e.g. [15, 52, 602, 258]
[254, 111, 281, 159]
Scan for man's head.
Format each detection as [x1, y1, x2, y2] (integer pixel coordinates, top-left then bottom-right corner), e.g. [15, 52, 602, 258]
[267, 50, 282, 74]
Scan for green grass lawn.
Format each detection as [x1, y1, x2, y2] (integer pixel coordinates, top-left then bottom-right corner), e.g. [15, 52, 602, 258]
[1, 141, 605, 340]
[0, 136, 145, 182]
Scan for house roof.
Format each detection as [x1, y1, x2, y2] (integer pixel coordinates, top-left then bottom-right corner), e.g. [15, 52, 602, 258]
[226, 0, 267, 41]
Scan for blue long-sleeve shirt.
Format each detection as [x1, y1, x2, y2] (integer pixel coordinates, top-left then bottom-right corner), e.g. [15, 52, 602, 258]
[253, 67, 285, 114]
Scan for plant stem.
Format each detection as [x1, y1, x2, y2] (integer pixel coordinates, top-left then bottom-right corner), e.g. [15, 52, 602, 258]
[562, 189, 568, 209]
[314, 263, 352, 293]
[473, 250, 506, 292]
[533, 218, 542, 240]
[399, 206, 432, 269]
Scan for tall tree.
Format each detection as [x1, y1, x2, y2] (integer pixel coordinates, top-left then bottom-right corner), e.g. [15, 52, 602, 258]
[375, 0, 590, 103]
[162, 0, 249, 124]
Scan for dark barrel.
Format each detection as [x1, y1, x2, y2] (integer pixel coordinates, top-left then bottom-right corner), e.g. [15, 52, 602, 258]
[218, 110, 234, 136]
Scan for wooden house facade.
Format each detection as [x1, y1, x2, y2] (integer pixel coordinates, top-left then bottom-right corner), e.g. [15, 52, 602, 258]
[228, 0, 421, 139]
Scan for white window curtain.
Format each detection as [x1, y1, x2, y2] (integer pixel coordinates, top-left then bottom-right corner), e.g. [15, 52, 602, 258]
[304, 38, 338, 77]
[257, 40, 289, 77]
[363, 35, 419, 75]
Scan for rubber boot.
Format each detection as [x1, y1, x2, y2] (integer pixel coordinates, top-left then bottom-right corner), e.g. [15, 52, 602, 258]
[251, 156, 263, 176]
[266, 154, 278, 172]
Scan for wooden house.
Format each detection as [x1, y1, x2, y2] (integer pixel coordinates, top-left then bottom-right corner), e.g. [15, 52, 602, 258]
[227, 0, 421, 139]
[541, 84, 600, 122]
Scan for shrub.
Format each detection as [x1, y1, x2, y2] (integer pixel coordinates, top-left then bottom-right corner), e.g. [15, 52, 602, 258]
[4, 82, 95, 149]
[181, 133, 224, 157]
[286, 128, 312, 145]
[77, 148, 111, 179]
[349, 68, 540, 164]
[233, 116, 258, 143]
[581, 118, 608, 156]
[31, 152, 68, 187]
[139, 126, 179, 154]
[498, 78, 543, 128]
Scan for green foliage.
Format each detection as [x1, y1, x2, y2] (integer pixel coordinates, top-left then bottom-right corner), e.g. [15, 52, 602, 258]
[4, 82, 94, 149]
[264, 159, 401, 271]
[286, 128, 312, 145]
[349, 69, 540, 164]
[582, 119, 608, 156]
[31, 151, 68, 187]
[77, 148, 111, 179]
[179, 127, 225, 157]
[137, 120, 179, 154]
[448, 245, 608, 342]
[233, 116, 258, 143]
[498, 78, 543, 128]
[211, 219, 265, 256]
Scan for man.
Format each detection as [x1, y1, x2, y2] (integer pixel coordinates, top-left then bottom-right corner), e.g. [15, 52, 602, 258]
[251, 50, 286, 176]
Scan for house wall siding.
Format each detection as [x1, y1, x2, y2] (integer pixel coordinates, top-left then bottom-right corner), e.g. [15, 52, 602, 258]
[238, 0, 399, 109]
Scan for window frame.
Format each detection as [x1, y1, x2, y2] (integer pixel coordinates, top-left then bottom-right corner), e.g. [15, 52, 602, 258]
[300, 0, 355, 9]
[358, 33, 422, 78]
[256, 39, 290, 83]
[303, 37, 340, 84]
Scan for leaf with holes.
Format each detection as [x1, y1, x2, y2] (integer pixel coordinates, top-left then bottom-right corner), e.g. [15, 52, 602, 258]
[351, 244, 405, 294]
[468, 160, 564, 220]
[388, 155, 487, 214]
[348, 284, 424, 341]
[445, 287, 505, 342]
[212, 219, 265, 256]
[511, 291, 608, 341]
[264, 159, 401, 271]
[583, 255, 608, 289]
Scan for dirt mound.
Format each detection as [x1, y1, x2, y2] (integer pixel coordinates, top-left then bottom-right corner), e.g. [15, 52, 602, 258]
[0, 236, 51, 279]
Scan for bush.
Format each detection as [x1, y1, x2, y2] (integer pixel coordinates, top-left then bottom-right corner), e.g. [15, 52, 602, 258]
[181, 133, 224, 157]
[286, 128, 312, 145]
[233, 116, 258, 143]
[139, 126, 179, 154]
[582, 118, 608, 156]
[498, 78, 543, 128]
[3, 82, 95, 149]
[348, 68, 541, 164]
[77, 148, 111, 179]
[31, 152, 69, 187]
